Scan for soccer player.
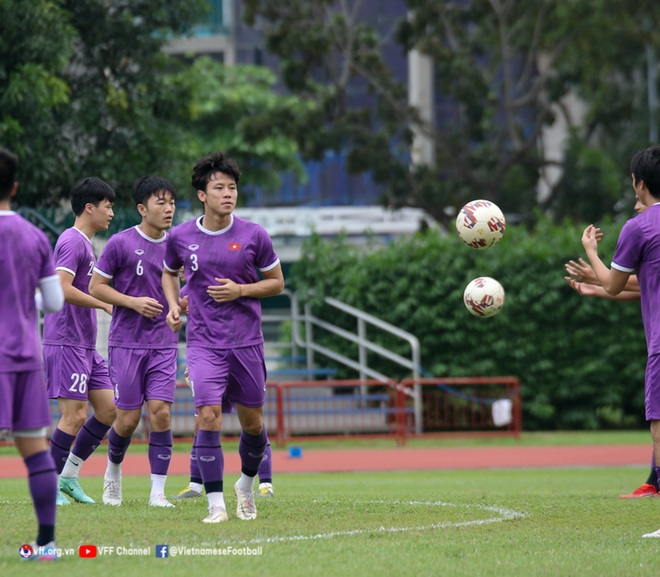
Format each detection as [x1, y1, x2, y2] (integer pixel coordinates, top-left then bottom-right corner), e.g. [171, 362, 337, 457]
[565, 199, 658, 499]
[88, 176, 178, 507]
[0, 147, 63, 559]
[579, 145, 660, 536]
[162, 151, 284, 522]
[42, 177, 117, 505]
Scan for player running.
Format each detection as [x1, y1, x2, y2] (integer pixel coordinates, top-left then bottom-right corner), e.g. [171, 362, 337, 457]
[163, 151, 284, 522]
[43, 177, 116, 506]
[89, 176, 178, 507]
[0, 147, 63, 559]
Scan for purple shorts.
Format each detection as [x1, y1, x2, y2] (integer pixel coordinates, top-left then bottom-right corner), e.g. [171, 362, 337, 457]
[0, 370, 51, 432]
[43, 345, 113, 401]
[186, 344, 266, 409]
[645, 353, 660, 421]
[109, 347, 177, 410]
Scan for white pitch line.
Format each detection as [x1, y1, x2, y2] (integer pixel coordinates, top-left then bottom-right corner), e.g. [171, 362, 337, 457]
[222, 499, 528, 545]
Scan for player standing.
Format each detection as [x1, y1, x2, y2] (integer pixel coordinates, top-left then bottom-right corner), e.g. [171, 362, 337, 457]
[580, 145, 660, 537]
[565, 199, 658, 499]
[162, 151, 284, 522]
[0, 147, 63, 558]
[42, 177, 117, 505]
[89, 176, 178, 507]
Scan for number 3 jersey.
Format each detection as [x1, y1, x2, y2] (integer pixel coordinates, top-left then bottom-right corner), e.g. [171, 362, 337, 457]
[43, 227, 99, 349]
[163, 214, 279, 349]
[94, 226, 177, 349]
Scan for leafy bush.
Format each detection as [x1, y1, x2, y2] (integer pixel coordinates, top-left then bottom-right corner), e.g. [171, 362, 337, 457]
[290, 218, 647, 430]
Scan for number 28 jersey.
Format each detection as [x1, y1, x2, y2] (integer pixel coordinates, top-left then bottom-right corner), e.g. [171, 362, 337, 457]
[163, 215, 279, 349]
[42, 227, 98, 349]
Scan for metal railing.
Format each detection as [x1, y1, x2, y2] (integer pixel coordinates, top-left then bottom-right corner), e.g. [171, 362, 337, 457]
[288, 291, 424, 433]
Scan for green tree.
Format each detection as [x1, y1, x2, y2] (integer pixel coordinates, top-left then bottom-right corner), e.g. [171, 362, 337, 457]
[0, 1, 73, 202]
[244, 0, 660, 225]
[170, 58, 312, 205]
[51, 0, 208, 205]
[244, 0, 417, 208]
[1, 1, 308, 209]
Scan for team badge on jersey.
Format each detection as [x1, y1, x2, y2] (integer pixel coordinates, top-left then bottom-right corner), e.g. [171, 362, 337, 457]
[229, 242, 241, 251]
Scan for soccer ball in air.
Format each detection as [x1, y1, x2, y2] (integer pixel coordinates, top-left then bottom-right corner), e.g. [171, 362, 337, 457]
[463, 277, 505, 318]
[455, 200, 506, 249]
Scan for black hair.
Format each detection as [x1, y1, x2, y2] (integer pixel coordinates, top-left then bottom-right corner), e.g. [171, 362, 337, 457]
[0, 147, 18, 201]
[70, 177, 116, 216]
[191, 151, 240, 192]
[132, 175, 176, 206]
[630, 145, 660, 199]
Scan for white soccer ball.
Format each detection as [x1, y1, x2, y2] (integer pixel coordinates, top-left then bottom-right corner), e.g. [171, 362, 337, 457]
[463, 277, 505, 318]
[456, 200, 506, 249]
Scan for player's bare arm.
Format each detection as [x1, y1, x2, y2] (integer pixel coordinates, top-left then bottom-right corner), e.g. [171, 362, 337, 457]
[207, 263, 284, 303]
[581, 224, 631, 296]
[58, 269, 112, 315]
[89, 272, 163, 319]
[162, 268, 183, 331]
[564, 275, 640, 301]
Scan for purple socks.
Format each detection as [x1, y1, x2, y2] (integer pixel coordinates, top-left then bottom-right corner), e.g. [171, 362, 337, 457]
[148, 430, 173, 476]
[195, 429, 224, 494]
[25, 450, 57, 545]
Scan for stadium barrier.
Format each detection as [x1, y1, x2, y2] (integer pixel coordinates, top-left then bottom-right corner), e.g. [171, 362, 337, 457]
[42, 376, 520, 446]
[398, 377, 522, 439]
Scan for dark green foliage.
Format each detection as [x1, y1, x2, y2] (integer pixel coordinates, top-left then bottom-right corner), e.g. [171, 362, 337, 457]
[291, 219, 647, 430]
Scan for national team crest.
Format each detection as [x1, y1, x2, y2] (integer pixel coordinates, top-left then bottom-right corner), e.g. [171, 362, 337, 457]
[18, 544, 33, 559]
[229, 242, 241, 251]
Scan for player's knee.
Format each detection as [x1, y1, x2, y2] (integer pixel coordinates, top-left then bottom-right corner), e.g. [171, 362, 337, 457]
[149, 407, 171, 431]
[60, 409, 87, 433]
[651, 420, 660, 442]
[115, 412, 140, 436]
[95, 403, 117, 426]
[241, 420, 263, 436]
[197, 408, 221, 430]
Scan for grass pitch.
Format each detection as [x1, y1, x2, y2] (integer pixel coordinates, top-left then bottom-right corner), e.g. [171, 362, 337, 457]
[1, 466, 659, 577]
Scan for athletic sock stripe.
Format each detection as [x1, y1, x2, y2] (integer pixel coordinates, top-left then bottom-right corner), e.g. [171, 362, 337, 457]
[241, 466, 259, 477]
[49, 439, 72, 451]
[82, 423, 107, 441]
[204, 481, 224, 493]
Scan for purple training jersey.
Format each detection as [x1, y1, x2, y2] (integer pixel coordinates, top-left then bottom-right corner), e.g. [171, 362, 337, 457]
[164, 214, 279, 348]
[42, 227, 98, 349]
[0, 211, 56, 372]
[94, 226, 177, 349]
[611, 203, 660, 355]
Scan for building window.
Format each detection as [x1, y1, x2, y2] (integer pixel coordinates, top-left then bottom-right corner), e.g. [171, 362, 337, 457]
[193, 0, 229, 37]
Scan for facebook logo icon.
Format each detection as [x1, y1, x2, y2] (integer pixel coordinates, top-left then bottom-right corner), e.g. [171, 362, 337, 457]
[156, 545, 169, 558]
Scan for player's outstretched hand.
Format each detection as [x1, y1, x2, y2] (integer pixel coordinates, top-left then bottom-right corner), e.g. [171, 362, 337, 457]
[207, 278, 241, 303]
[564, 258, 600, 285]
[564, 276, 600, 297]
[581, 225, 601, 253]
[132, 296, 164, 318]
[166, 306, 183, 332]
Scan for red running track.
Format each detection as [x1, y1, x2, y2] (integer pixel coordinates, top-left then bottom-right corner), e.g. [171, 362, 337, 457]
[0, 444, 652, 479]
